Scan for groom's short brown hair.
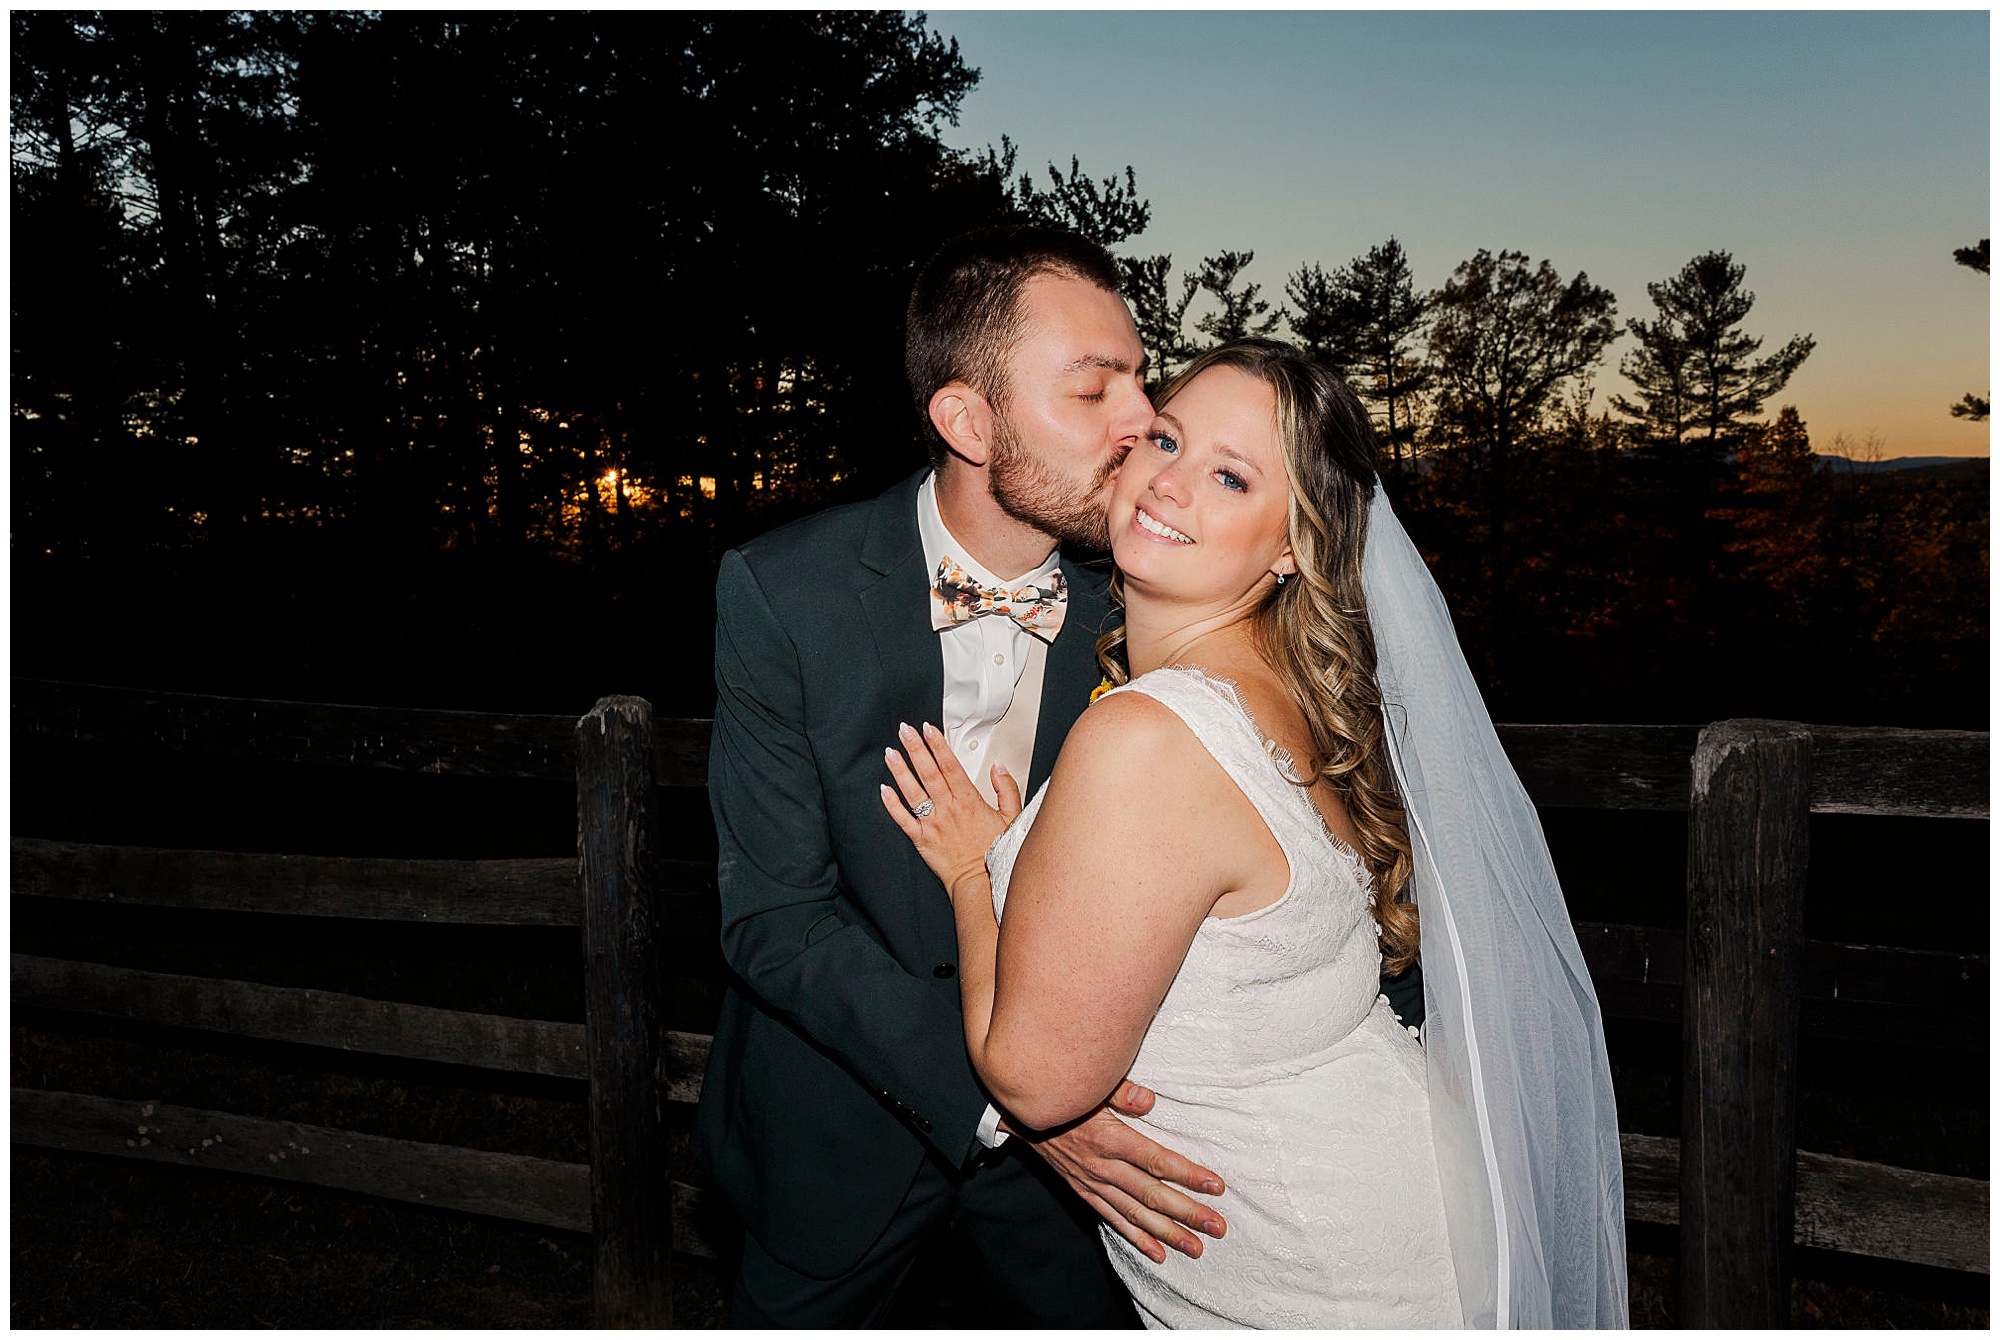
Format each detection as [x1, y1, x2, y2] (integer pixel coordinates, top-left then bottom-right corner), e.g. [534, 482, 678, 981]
[907, 225, 1124, 466]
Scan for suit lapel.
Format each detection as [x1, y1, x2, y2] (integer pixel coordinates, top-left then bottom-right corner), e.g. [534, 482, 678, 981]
[855, 472, 945, 734]
[852, 474, 956, 968]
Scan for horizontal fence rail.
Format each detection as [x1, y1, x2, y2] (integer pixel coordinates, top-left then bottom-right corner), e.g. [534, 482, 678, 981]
[12, 952, 717, 1099]
[1619, 1134, 1987, 1276]
[1802, 725, 1991, 820]
[12, 679, 712, 787]
[1572, 922, 1988, 1051]
[12, 841, 581, 925]
[12, 1087, 724, 1258]
[11, 838, 719, 929]
[14, 1086, 596, 1235]
[13, 953, 592, 1080]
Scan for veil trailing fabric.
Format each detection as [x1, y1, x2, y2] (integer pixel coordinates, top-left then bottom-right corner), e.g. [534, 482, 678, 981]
[1361, 482, 1629, 1328]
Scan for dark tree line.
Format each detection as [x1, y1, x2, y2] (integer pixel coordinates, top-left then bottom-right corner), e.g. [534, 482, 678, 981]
[11, 11, 1985, 727]
[14, 11, 1010, 569]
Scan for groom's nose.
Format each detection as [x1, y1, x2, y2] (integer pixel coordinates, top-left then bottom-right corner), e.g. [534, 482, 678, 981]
[1112, 378, 1154, 441]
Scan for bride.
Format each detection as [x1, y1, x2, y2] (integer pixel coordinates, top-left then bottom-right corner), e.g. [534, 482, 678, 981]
[883, 339, 1627, 1328]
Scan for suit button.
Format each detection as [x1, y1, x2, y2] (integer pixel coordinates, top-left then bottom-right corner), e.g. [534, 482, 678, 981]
[933, 963, 956, 979]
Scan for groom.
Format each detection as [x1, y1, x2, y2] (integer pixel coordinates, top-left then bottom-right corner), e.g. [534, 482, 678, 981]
[694, 225, 1420, 1326]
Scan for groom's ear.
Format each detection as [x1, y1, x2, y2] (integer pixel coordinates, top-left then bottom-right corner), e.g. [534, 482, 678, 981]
[928, 383, 995, 468]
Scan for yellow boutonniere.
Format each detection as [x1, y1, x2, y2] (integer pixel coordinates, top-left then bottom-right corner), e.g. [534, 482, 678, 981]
[1089, 677, 1115, 705]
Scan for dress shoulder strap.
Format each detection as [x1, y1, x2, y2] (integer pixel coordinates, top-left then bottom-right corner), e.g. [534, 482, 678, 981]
[1103, 667, 1319, 845]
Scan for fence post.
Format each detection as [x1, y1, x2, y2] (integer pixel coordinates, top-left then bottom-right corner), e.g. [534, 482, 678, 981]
[577, 696, 671, 1327]
[1680, 719, 1812, 1328]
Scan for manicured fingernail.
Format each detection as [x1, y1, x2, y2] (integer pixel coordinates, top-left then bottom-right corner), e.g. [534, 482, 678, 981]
[922, 721, 939, 736]
[898, 721, 914, 737]
[880, 784, 895, 800]
[992, 762, 1010, 776]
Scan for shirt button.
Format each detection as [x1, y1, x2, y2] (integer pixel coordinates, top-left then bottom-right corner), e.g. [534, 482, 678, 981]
[967, 739, 980, 750]
[993, 652, 1006, 666]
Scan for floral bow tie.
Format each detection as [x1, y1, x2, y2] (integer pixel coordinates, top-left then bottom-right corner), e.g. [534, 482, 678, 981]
[931, 557, 1067, 637]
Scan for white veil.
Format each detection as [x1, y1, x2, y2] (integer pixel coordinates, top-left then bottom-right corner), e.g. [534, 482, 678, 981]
[1362, 481, 1628, 1328]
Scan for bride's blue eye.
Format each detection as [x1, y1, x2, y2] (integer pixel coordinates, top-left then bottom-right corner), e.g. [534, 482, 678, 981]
[1217, 470, 1247, 492]
[1148, 430, 1179, 454]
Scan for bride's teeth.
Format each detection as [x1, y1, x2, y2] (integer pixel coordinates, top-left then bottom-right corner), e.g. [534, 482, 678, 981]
[1136, 510, 1194, 544]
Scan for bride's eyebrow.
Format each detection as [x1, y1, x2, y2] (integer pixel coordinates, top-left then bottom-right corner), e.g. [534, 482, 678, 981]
[1215, 443, 1263, 475]
[1152, 410, 1186, 436]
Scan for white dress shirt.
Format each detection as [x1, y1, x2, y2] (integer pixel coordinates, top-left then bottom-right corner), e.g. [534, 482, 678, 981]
[918, 473, 1056, 805]
[917, 472, 1058, 1152]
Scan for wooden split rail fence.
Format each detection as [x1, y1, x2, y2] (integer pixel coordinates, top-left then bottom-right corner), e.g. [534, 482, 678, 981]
[10, 679, 1990, 1326]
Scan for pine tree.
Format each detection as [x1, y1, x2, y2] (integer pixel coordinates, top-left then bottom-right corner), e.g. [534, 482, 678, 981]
[1119, 254, 1198, 390]
[1948, 237, 1988, 420]
[1286, 239, 1430, 465]
[1423, 248, 1618, 667]
[981, 136, 1151, 247]
[1611, 251, 1814, 458]
[1426, 248, 1617, 471]
[1192, 250, 1283, 346]
[1284, 262, 1345, 365]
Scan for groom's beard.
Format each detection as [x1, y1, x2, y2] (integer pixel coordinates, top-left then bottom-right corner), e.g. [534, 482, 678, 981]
[988, 414, 1122, 552]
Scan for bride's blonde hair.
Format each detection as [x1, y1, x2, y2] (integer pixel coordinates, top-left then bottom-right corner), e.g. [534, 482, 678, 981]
[1095, 339, 1419, 972]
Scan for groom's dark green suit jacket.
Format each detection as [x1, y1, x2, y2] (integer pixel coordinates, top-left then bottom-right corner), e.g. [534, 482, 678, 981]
[692, 470, 1115, 1280]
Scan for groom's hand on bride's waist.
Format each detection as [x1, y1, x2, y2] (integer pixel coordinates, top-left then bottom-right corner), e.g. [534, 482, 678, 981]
[1004, 1079, 1228, 1265]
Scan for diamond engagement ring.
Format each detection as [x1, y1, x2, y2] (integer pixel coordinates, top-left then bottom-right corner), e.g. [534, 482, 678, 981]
[911, 800, 936, 818]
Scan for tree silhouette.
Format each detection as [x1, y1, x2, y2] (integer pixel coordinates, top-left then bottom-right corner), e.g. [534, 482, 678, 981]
[1610, 251, 1815, 460]
[1119, 254, 1199, 390]
[1417, 249, 1618, 684]
[1949, 237, 1988, 420]
[1285, 239, 1430, 466]
[985, 137, 1151, 247]
[1283, 262, 1342, 363]
[1426, 248, 1617, 471]
[1193, 250, 1283, 346]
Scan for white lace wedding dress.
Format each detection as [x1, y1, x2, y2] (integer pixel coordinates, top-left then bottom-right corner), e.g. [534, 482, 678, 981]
[987, 667, 1463, 1329]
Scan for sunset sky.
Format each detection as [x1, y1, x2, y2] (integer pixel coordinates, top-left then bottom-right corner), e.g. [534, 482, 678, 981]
[927, 9, 1991, 459]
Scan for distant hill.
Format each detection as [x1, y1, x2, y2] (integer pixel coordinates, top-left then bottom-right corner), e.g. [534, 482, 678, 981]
[1816, 453, 1986, 474]
[1901, 457, 1989, 483]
